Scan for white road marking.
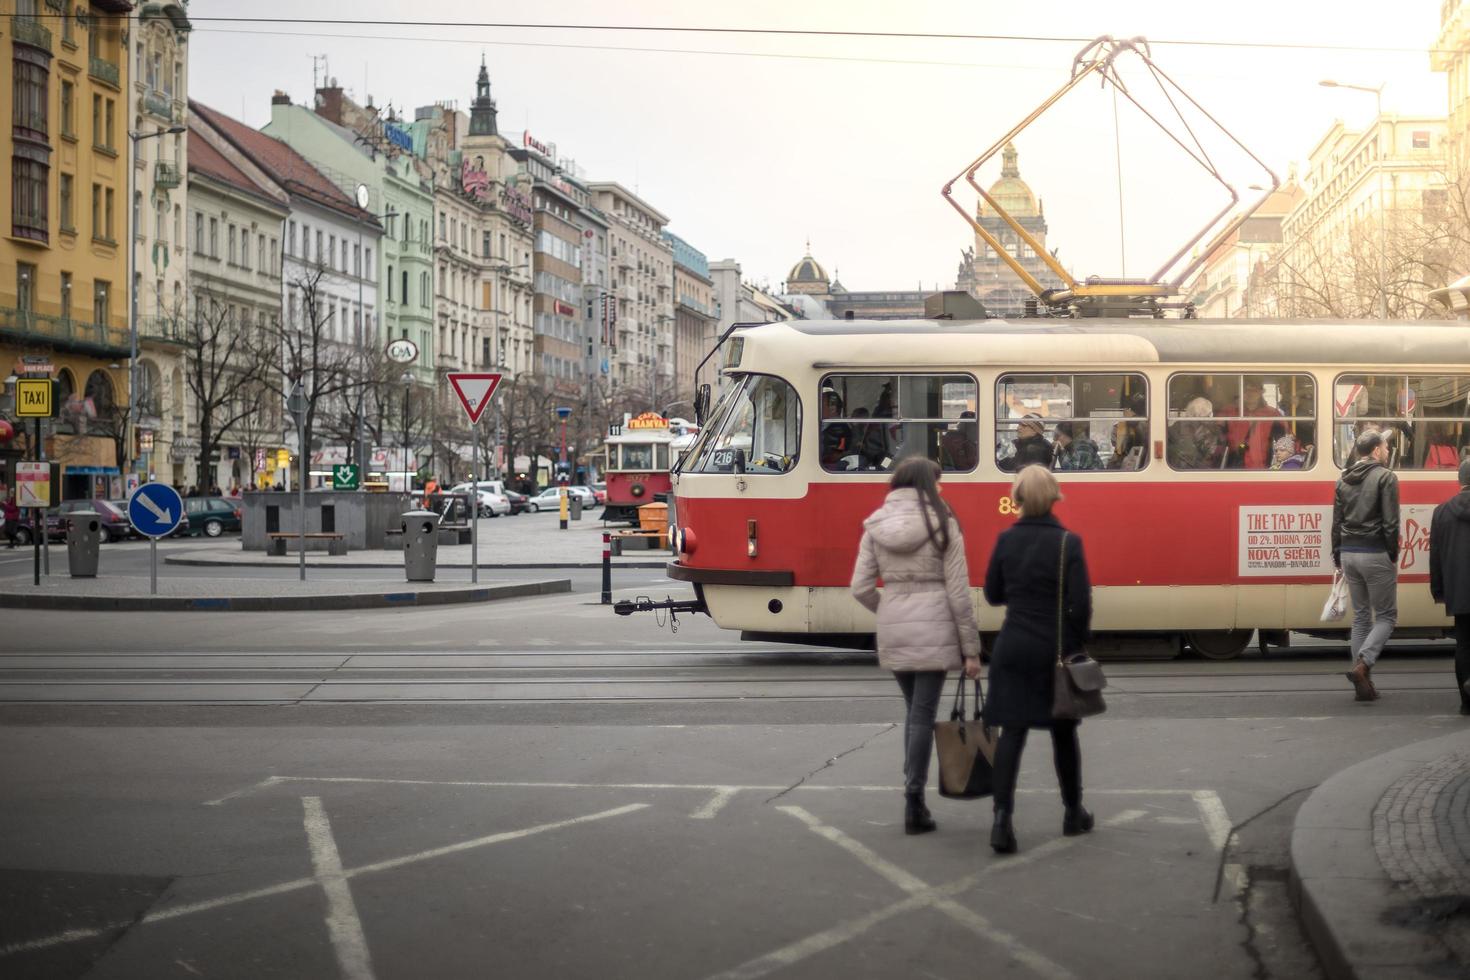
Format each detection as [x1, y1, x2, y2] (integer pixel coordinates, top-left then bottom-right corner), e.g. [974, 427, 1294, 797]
[691, 788, 739, 820]
[708, 810, 1145, 980]
[302, 796, 376, 980]
[1191, 790, 1233, 852]
[204, 775, 281, 806]
[0, 803, 647, 957]
[778, 805, 1075, 980]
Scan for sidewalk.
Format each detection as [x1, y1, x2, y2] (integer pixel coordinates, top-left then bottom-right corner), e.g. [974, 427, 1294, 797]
[1291, 727, 1470, 979]
[0, 573, 571, 612]
[167, 514, 669, 570]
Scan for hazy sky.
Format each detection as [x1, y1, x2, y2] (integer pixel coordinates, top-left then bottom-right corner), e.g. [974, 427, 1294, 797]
[189, 0, 1449, 294]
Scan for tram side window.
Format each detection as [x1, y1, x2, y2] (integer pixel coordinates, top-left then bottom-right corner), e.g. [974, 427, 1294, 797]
[1333, 374, 1470, 469]
[693, 374, 801, 474]
[820, 374, 978, 473]
[994, 373, 1149, 472]
[1166, 374, 1316, 471]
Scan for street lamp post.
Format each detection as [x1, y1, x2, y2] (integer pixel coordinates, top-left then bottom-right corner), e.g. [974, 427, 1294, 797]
[126, 125, 186, 483]
[352, 187, 395, 473]
[556, 406, 572, 530]
[1320, 80, 1388, 319]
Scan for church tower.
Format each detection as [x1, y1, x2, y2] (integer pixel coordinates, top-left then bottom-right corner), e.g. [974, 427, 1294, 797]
[469, 55, 499, 137]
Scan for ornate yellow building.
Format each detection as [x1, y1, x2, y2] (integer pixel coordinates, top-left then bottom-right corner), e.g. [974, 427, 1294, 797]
[2, 0, 135, 498]
[955, 143, 1064, 315]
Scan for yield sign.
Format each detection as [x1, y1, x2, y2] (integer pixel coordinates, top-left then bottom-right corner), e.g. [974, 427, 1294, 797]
[447, 372, 503, 425]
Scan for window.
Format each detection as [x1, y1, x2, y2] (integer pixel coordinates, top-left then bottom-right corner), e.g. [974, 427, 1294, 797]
[94, 280, 110, 324]
[401, 269, 408, 304]
[208, 217, 218, 257]
[104, 187, 114, 240]
[91, 94, 101, 147]
[439, 212, 446, 240]
[315, 230, 323, 263]
[13, 57, 48, 137]
[60, 80, 75, 138]
[354, 243, 361, 277]
[691, 374, 801, 474]
[1334, 374, 1470, 469]
[103, 98, 114, 150]
[270, 238, 277, 273]
[995, 373, 1150, 472]
[421, 272, 430, 307]
[91, 183, 101, 237]
[328, 235, 336, 270]
[387, 264, 394, 301]
[58, 173, 74, 232]
[364, 248, 372, 279]
[192, 211, 202, 253]
[62, 1, 75, 45]
[817, 374, 978, 473]
[258, 234, 265, 272]
[1167, 374, 1314, 471]
[228, 224, 237, 264]
[60, 272, 72, 319]
[16, 263, 35, 311]
[241, 228, 251, 270]
[173, 204, 181, 245]
[10, 153, 47, 242]
[288, 220, 297, 256]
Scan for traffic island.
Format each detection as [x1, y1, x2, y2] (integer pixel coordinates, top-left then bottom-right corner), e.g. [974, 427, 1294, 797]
[1290, 728, 1470, 979]
[0, 575, 571, 612]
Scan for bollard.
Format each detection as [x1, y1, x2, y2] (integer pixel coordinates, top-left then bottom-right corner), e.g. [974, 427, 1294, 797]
[601, 531, 612, 604]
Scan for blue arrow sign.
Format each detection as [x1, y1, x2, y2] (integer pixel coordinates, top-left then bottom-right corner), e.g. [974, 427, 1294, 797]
[128, 482, 184, 539]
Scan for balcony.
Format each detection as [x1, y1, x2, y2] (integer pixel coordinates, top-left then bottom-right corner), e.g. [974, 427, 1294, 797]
[137, 314, 187, 346]
[142, 88, 174, 122]
[155, 161, 182, 190]
[89, 57, 120, 88]
[12, 16, 52, 53]
[0, 307, 129, 358]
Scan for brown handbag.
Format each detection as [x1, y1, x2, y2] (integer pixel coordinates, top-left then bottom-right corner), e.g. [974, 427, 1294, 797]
[1052, 531, 1107, 720]
[933, 677, 998, 799]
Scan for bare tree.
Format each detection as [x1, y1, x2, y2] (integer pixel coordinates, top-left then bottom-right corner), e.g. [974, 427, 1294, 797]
[251, 264, 361, 485]
[180, 283, 274, 482]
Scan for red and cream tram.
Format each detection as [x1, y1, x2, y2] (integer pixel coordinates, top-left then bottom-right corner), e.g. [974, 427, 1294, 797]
[603, 412, 680, 523]
[663, 317, 1468, 658]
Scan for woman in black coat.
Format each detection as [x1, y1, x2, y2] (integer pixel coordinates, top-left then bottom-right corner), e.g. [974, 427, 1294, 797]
[982, 464, 1094, 854]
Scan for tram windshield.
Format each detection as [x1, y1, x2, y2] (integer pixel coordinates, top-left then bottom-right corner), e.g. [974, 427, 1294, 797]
[690, 374, 801, 474]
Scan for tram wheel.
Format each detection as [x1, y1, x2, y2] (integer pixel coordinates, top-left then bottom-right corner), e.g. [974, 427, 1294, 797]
[1184, 629, 1254, 661]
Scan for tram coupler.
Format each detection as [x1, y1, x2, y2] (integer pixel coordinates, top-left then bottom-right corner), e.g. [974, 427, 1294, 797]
[612, 595, 707, 617]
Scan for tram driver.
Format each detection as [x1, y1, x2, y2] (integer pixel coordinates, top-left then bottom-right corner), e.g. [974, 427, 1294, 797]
[820, 388, 853, 469]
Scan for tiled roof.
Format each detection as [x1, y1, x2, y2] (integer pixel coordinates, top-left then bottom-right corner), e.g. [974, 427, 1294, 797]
[189, 100, 378, 226]
[186, 123, 283, 211]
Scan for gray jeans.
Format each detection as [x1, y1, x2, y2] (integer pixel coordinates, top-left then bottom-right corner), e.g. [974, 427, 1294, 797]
[1341, 550, 1398, 667]
[894, 670, 946, 796]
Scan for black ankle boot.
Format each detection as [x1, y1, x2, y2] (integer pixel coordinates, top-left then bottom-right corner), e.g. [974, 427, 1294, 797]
[904, 792, 936, 835]
[1062, 805, 1094, 836]
[990, 805, 1017, 853]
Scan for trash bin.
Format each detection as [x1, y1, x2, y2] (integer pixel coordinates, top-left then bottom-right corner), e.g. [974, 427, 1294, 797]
[570, 495, 583, 521]
[402, 509, 441, 582]
[67, 510, 102, 578]
[638, 501, 670, 549]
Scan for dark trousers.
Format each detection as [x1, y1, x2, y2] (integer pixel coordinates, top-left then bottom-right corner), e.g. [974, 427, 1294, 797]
[991, 721, 1082, 811]
[894, 670, 946, 796]
[1456, 615, 1470, 709]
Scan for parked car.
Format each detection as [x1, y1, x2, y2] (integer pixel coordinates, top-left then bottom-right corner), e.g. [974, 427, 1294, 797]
[110, 500, 192, 538]
[504, 489, 531, 515]
[417, 485, 510, 518]
[183, 496, 243, 537]
[528, 485, 597, 512]
[16, 499, 134, 545]
[590, 482, 607, 505]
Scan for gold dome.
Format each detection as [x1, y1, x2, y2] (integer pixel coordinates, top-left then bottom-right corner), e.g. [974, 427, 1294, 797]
[979, 143, 1039, 218]
[787, 252, 828, 285]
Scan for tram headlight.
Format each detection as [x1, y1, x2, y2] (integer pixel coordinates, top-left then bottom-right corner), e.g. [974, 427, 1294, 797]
[631, 482, 646, 498]
[675, 526, 697, 555]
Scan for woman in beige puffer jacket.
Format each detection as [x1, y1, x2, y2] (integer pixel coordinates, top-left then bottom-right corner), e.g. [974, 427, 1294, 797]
[851, 457, 982, 835]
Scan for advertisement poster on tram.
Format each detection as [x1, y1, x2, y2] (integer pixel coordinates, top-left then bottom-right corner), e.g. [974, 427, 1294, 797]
[1237, 505, 1436, 577]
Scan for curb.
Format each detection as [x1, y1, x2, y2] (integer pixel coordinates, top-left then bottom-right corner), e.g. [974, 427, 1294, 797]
[161, 555, 667, 571]
[1289, 728, 1470, 980]
[0, 578, 571, 612]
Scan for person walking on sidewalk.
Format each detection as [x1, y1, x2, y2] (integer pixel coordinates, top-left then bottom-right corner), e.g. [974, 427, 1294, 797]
[1429, 458, 1470, 716]
[981, 465, 1093, 854]
[851, 457, 982, 836]
[1332, 430, 1400, 701]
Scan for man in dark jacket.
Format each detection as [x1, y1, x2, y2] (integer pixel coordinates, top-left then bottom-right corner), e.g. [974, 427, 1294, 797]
[1429, 458, 1470, 715]
[1332, 431, 1400, 700]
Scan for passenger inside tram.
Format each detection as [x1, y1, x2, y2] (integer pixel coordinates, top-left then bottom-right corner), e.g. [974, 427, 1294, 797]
[1108, 392, 1149, 469]
[1166, 397, 1228, 470]
[1052, 420, 1101, 470]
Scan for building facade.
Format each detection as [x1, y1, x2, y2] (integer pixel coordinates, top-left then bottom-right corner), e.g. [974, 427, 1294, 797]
[1182, 183, 1300, 319]
[2, 0, 135, 499]
[708, 259, 795, 391]
[664, 232, 716, 405]
[1434, 1, 1470, 165]
[127, 0, 192, 484]
[780, 246, 927, 320]
[184, 118, 288, 489]
[1264, 116, 1448, 317]
[588, 182, 673, 399]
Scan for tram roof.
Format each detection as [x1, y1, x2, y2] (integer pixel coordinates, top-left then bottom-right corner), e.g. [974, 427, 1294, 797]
[742, 317, 1470, 367]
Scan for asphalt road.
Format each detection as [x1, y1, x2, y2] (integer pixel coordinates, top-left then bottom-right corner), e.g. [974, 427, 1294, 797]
[1, 578, 1466, 979]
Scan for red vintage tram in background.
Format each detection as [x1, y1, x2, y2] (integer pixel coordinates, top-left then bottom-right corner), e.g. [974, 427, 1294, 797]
[656, 316, 1467, 659]
[602, 412, 698, 523]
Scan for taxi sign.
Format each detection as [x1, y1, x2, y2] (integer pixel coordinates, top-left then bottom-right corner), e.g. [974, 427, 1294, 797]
[127, 482, 184, 538]
[15, 377, 57, 418]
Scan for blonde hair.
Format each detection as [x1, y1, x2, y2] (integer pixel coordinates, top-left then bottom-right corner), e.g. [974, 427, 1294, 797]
[1011, 464, 1061, 518]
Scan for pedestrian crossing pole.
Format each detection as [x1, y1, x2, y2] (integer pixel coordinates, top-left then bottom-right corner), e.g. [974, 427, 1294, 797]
[471, 433, 479, 585]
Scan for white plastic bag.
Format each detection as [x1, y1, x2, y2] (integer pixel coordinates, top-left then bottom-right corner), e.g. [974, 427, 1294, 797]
[1320, 569, 1349, 622]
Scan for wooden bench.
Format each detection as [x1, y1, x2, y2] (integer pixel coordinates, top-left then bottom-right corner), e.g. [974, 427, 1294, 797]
[608, 528, 669, 555]
[266, 531, 347, 557]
